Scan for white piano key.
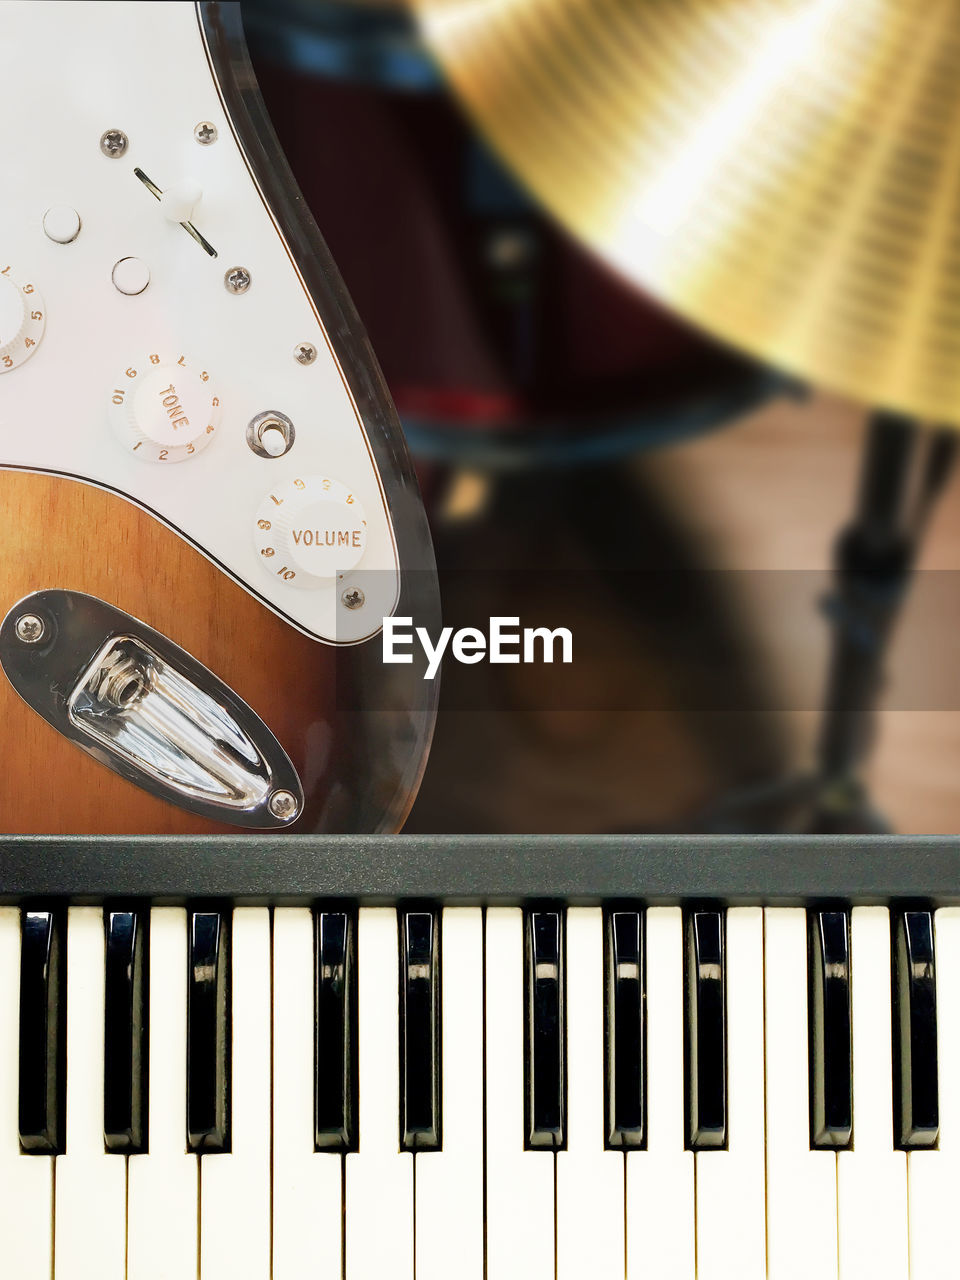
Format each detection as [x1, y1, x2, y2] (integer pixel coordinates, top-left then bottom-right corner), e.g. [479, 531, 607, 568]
[55, 907, 126, 1280]
[0, 907, 53, 1274]
[557, 908, 625, 1279]
[837, 906, 908, 1279]
[764, 908, 838, 1279]
[345, 908, 414, 1280]
[415, 908, 484, 1280]
[906, 907, 957, 1279]
[200, 908, 271, 1280]
[273, 907, 343, 1279]
[555, 906, 624, 1274]
[485, 907, 555, 1280]
[626, 907, 694, 1280]
[128, 909, 198, 1280]
[694, 907, 766, 1279]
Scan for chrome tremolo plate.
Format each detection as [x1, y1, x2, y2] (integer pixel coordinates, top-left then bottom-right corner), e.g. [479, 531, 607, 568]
[0, 589, 303, 829]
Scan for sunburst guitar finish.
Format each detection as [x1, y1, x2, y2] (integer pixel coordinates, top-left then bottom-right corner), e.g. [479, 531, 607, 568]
[0, 2, 438, 834]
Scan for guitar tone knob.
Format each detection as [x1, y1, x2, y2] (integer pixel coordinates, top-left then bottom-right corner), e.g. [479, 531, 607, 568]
[254, 476, 368, 587]
[108, 354, 221, 462]
[0, 268, 45, 372]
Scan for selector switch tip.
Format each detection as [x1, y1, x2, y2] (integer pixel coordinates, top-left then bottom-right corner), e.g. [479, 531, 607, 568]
[159, 181, 202, 224]
[259, 424, 290, 457]
[246, 410, 295, 459]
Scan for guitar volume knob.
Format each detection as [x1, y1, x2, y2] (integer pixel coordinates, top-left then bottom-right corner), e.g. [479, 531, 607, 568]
[254, 476, 368, 587]
[108, 353, 221, 462]
[0, 268, 45, 372]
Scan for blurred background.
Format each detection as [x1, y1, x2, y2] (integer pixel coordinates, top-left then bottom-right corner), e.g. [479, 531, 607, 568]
[240, 0, 960, 835]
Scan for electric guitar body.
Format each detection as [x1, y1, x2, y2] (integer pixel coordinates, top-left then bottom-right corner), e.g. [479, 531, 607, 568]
[0, 1, 439, 834]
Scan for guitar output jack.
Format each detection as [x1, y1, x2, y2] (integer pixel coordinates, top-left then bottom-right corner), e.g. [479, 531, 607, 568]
[88, 648, 147, 711]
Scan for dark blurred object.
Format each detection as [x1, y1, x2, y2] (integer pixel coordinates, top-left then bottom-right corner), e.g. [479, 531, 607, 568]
[240, 0, 777, 469]
[710, 415, 958, 835]
[416, 0, 960, 429]
[404, 465, 794, 834]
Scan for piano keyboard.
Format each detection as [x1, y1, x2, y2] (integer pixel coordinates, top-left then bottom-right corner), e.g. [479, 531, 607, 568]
[1, 833, 957, 1279]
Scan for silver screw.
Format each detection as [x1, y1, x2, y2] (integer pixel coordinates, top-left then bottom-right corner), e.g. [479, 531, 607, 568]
[14, 614, 45, 644]
[268, 789, 300, 821]
[341, 587, 365, 610]
[224, 266, 251, 294]
[294, 342, 317, 366]
[194, 121, 218, 145]
[100, 129, 129, 158]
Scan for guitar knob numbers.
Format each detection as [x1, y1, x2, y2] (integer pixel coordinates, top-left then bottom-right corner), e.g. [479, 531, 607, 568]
[0, 268, 45, 372]
[254, 476, 368, 588]
[107, 352, 221, 463]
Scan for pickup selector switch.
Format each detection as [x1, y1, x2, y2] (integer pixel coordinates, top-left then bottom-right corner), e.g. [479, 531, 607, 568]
[108, 353, 221, 462]
[0, 268, 45, 372]
[254, 476, 368, 586]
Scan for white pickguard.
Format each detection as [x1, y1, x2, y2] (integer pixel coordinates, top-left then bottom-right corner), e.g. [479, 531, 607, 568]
[0, 0, 400, 645]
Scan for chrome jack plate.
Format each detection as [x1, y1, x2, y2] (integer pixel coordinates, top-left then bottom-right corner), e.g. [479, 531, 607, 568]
[0, 589, 303, 829]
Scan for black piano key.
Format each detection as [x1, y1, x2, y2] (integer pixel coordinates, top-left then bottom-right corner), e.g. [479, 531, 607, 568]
[684, 909, 726, 1149]
[18, 909, 66, 1153]
[315, 909, 357, 1152]
[893, 910, 939, 1148]
[524, 908, 566, 1150]
[187, 910, 230, 1153]
[605, 909, 645, 1149]
[808, 909, 853, 1149]
[103, 909, 148, 1153]
[400, 909, 442, 1151]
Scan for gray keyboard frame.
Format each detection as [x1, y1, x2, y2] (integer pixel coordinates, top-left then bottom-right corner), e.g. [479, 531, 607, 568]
[0, 834, 954, 904]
